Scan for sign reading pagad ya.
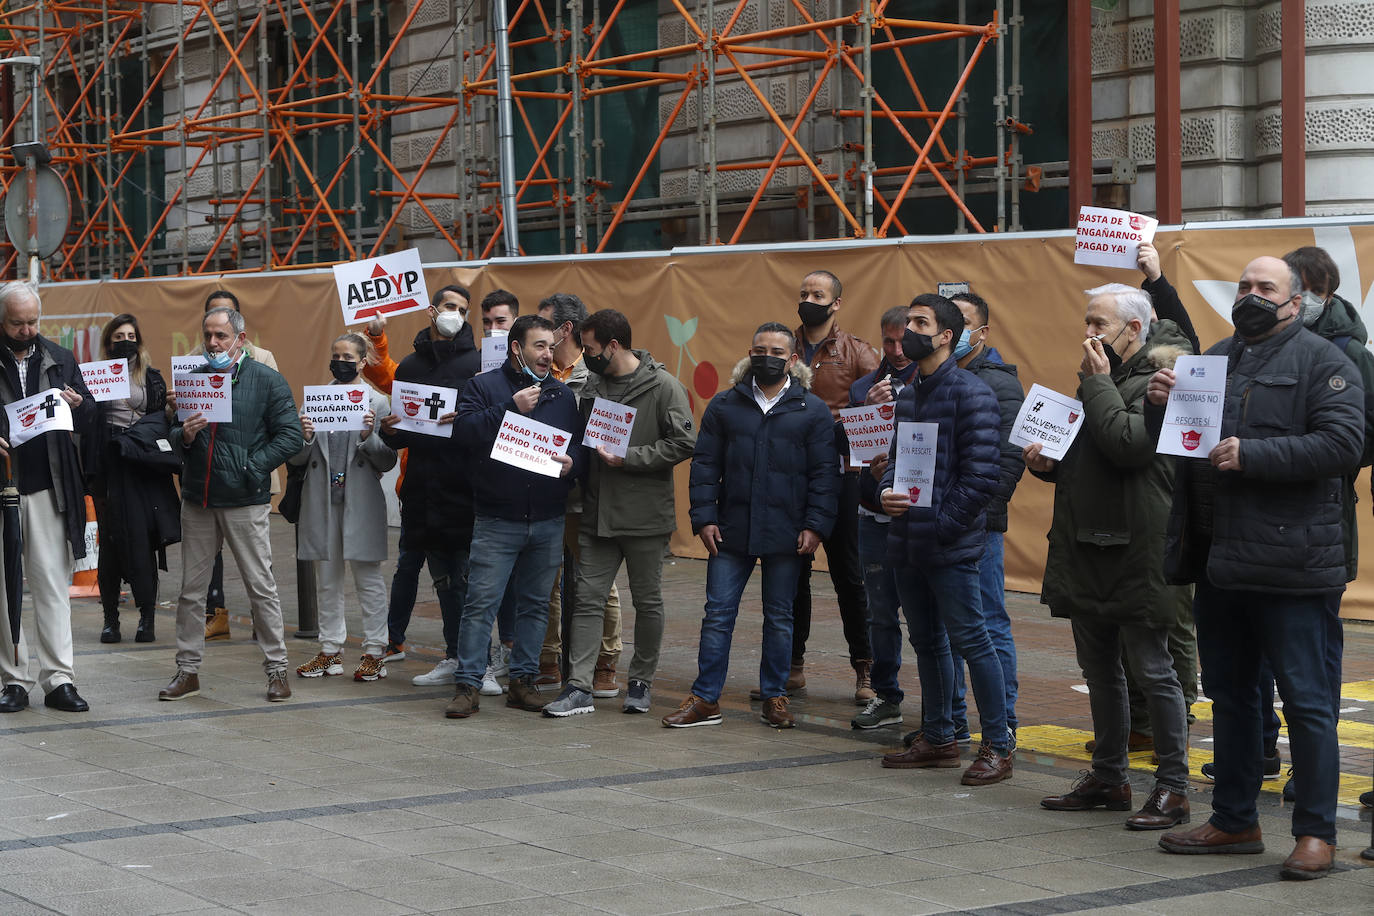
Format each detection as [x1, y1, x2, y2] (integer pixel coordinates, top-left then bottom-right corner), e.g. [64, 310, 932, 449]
[332, 248, 430, 325]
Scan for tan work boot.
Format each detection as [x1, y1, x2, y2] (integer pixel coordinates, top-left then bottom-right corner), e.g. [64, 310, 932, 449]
[535, 657, 561, 686]
[852, 658, 876, 706]
[592, 662, 620, 698]
[205, 607, 230, 641]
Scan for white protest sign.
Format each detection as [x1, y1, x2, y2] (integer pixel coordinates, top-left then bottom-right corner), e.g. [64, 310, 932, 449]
[491, 410, 572, 477]
[301, 384, 369, 431]
[583, 397, 637, 459]
[1009, 383, 1086, 461]
[1157, 354, 1227, 457]
[390, 379, 456, 438]
[893, 422, 937, 508]
[332, 247, 430, 326]
[170, 354, 202, 379]
[174, 372, 233, 422]
[937, 281, 970, 299]
[839, 402, 896, 466]
[79, 359, 131, 402]
[4, 388, 73, 446]
[1073, 206, 1158, 270]
[481, 330, 508, 374]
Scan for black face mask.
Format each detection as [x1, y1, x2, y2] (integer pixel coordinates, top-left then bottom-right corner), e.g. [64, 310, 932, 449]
[797, 300, 833, 328]
[901, 328, 936, 363]
[1232, 293, 1283, 338]
[2, 332, 31, 353]
[329, 359, 360, 383]
[109, 340, 139, 362]
[751, 354, 788, 385]
[584, 348, 611, 376]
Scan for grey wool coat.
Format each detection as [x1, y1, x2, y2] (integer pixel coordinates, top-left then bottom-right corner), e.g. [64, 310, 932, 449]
[288, 385, 396, 563]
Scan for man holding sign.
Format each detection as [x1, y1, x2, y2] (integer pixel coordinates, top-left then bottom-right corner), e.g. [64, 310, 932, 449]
[445, 315, 584, 719]
[875, 295, 1008, 785]
[542, 309, 696, 717]
[1031, 284, 1194, 830]
[0, 283, 96, 715]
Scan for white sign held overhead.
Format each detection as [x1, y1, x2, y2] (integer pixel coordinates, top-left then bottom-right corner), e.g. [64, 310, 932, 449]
[491, 411, 572, 477]
[390, 379, 456, 438]
[1157, 355, 1227, 457]
[174, 373, 233, 423]
[839, 403, 896, 466]
[4, 387, 74, 446]
[583, 397, 637, 459]
[892, 422, 937, 508]
[332, 248, 431, 326]
[301, 384, 370, 431]
[1074, 206, 1158, 271]
[1008, 383, 1086, 461]
[481, 331, 508, 374]
[79, 359, 131, 402]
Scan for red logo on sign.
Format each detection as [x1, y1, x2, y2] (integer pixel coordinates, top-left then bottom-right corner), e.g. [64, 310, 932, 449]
[552, 434, 568, 447]
[110, 362, 124, 377]
[624, 413, 633, 424]
[908, 485, 921, 502]
[1129, 215, 1145, 231]
[1182, 429, 1201, 451]
[877, 404, 895, 420]
[403, 399, 420, 417]
[209, 375, 224, 389]
[1067, 411, 1079, 423]
[19, 410, 36, 428]
[347, 389, 364, 404]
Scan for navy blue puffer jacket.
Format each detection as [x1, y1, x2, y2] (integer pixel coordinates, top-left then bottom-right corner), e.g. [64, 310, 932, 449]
[689, 360, 839, 556]
[880, 356, 1000, 568]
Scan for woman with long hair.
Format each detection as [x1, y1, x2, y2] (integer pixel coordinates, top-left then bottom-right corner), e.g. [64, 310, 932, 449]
[290, 332, 397, 681]
[87, 314, 180, 642]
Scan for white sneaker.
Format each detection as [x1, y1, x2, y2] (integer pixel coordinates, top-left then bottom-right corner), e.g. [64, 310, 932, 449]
[480, 664, 505, 696]
[411, 657, 459, 686]
[489, 643, 510, 679]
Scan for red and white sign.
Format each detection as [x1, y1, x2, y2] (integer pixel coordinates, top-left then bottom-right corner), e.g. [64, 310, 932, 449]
[1073, 206, 1158, 270]
[583, 397, 637, 459]
[170, 354, 203, 379]
[301, 384, 369, 431]
[332, 248, 431, 326]
[481, 331, 508, 374]
[893, 422, 937, 509]
[5, 387, 74, 446]
[79, 359, 131, 402]
[390, 379, 456, 438]
[839, 403, 895, 466]
[1157, 354, 1226, 458]
[492, 410, 571, 477]
[174, 372, 233, 423]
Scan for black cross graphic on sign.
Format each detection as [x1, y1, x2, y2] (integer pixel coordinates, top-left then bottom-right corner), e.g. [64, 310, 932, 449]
[423, 392, 445, 420]
[39, 393, 60, 418]
[1032, 400, 1044, 412]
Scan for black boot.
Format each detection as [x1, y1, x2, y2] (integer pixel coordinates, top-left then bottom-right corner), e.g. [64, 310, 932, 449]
[100, 611, 121, 644]
[135, 609, 155, 643]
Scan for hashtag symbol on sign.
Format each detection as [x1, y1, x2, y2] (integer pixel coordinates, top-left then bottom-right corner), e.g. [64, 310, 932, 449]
[1032, 401, 1044, 412]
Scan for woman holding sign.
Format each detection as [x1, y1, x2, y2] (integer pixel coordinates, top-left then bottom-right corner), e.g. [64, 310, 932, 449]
[85, 315, 180, 643]
[290, 333, 397, 682]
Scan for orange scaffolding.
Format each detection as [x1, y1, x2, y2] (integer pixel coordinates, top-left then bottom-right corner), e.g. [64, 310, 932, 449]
[0, 1, 1026, 278]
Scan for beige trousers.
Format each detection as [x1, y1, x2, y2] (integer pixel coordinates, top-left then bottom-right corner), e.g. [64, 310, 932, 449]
[0, 488, 76, 694]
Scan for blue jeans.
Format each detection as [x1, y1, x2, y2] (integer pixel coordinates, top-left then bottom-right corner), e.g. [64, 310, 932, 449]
[455, 516, 565, 688]
[1193, 579, 1339, 842]
[892, 560, 1008, 750]
[386, 525, 427, 647]
[859, 516, 911, 703]
[951, 531, 1019, 733]
[690, 550, 803, 704]
[425, 543, 471, 660]
[1260, 590, 1344, 752]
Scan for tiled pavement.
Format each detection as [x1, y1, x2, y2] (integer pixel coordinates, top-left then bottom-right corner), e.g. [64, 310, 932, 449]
[0, 517, 1371, 914]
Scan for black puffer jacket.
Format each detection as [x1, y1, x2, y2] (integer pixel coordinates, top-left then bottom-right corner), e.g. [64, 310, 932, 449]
[1158, 321, 1364, 593]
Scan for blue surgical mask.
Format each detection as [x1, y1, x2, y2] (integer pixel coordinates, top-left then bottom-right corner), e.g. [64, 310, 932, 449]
[952, 326, 986, 360]
[514, 344, 548, 383]
[206, 349, 235, 370]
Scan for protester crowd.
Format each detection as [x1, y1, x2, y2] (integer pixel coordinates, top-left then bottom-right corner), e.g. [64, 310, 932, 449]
[0, 241, 1369, 882]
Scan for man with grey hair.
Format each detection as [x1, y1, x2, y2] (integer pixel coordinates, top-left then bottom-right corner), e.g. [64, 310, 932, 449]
[159, 305, 302, 704]
[1029, 283, 1195, 830]
[0, 282, 97, 714]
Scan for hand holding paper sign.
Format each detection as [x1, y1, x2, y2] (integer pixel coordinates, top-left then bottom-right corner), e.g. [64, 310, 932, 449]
[1022, 442, 1057, 474]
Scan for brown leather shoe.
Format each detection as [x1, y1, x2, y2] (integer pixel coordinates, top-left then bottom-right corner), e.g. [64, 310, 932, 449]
[1280, 836, 1334, 880]
[1084, 730, 1153, 753]
[961, 742, 1012, 786]
[760, 695, 795, 729]
[507, 676, 550, 711]
[1125, 785, 1190, 830]
[1159, 821, 1263, 855]
[158, 670, 200, 701]
[852, 658, 875, 706]
[445, 684, 479, 718]
[534, 659, 561, 686]
[266, 672, 291, 702]
[750, 664, 805, 701]
[1041, 770, 1132, 811]
[662, 694, 722, 728]
[882, 734, 961, 769]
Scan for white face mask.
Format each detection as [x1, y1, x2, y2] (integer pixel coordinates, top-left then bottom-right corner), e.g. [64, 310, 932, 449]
[1299, 291, 1328, 327]
[434, 310, 465, 338]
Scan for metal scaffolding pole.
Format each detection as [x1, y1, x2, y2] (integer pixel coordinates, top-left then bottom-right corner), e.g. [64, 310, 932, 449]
[994, 0, 1006, 232]
[176, 0, 189, 272]
[350, 0, 363, 252]
[554, 0, 567, 254]
[568, 0, 586, 252]
[1010, 0, 1023, 231]
[706, 0, 718, 243]
[258, 0, 273, 267]
[861, 2, 874, 237]
[493, 0, 521, 256]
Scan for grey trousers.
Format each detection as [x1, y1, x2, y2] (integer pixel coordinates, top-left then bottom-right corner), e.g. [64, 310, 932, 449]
[566, 529, 671, 692]
[1072, 614, 1190, 790]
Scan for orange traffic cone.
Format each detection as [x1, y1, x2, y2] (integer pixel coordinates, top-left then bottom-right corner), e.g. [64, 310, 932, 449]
[69, 495, 100, 598]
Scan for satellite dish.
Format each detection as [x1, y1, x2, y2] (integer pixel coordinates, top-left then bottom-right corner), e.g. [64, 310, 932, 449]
[4, 164, 70, 259]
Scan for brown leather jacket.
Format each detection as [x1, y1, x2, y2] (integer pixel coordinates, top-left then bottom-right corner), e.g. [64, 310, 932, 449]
[794, 321, 879, 418]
